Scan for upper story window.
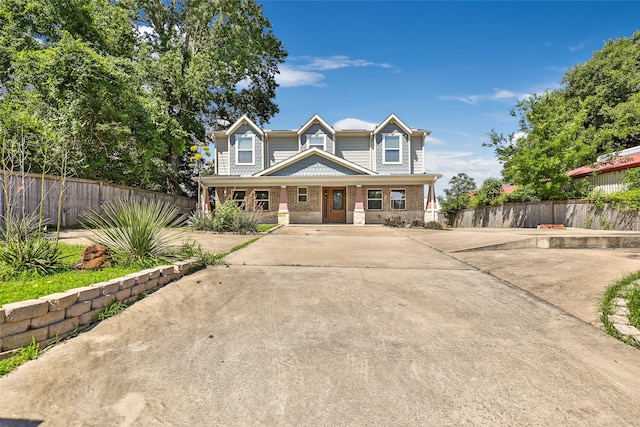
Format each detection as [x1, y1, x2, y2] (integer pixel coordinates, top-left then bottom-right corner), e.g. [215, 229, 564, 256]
[236, 135, 255, 165]
[383, 134, 402, 164]
[307, 135, 326, 150]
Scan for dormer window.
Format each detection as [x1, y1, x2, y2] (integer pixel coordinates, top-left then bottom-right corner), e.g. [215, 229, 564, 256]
[308, 134, 326, 150]
[236, 135, 255, 165]
[383, 134, 402, 164]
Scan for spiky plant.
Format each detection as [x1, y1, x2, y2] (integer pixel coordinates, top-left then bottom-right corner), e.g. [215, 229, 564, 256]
[81, 198, 187, 267]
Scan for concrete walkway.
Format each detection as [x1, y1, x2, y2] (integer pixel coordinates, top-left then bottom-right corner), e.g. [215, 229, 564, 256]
[2, 226, 640, 425]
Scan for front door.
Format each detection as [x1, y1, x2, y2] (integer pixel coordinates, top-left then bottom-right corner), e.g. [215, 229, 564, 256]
[323, 187, 346, 223]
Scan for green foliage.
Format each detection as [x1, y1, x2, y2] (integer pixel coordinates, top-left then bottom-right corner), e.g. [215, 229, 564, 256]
[470, 178, 503, 208]
[424, 221, 444, 230]
[383, 215, 406, 228]
[498, 186, 541, 204]
[0, 0, 287, 194]
[0, 337, 40, 377]
[439, 173, 476, 224]
[600, 271, 640, 347]
[622, 168, 640, 190]
[0, 237, 65, 278]
[410, 218, 425, 228]
[81, 198, 186, 267]
[187, 211, 216, 231]
[626, 284, 640, 329]
[213, 200, 243, 232]
[486, 31, 640, 200]
[96, 301, 130, 322]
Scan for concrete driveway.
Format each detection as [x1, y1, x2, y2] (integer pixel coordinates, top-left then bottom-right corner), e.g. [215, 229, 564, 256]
[2, 226, 640, 426]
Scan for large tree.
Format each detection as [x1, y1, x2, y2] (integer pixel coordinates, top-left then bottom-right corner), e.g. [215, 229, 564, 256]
[0, 0, 287, 194]
[129, 0, 287, 192]
[486, 31, 640, 200]
[438, 173, 476, 224]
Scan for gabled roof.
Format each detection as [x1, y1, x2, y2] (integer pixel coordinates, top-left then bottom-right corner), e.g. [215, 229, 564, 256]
[254, 147, 377, 177]
[569, 152, 640, 179]
[297, 114, 336, 136]
[373, 113, 413, 136]
[225, 115, 264, 136]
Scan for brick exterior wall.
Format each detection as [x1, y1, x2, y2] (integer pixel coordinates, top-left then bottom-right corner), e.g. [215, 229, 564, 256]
[213, 184, 424, 224]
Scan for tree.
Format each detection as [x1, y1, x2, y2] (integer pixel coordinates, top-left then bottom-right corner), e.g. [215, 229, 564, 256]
[470, 177, 503, 208]
[438, 173, 476, 224]
[128, 0, 287, 193]
[485, 31, 640, 200]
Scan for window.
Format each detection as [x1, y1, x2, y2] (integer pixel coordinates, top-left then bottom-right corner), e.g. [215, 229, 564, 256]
[298, 187, 308, 202]
[367, 189, 382, 210]
[255, 190, 269, 211]
[232, 190, 246, 209]
[383, 134, 401, 164]
[236, 135, 254, 165]
[390, 189, 406, 210]
[307, 135, 326, 150]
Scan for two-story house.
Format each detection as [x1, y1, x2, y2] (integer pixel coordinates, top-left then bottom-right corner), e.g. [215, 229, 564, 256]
[200, 113, 442, 225]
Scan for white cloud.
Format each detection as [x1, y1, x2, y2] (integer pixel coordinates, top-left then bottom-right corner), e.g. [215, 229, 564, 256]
[568, 41, 589, 52]
[425, 135, 445, 145]
[333, 118, 377, 130]
[440, 88, 531, 105]
[276, 65, 325, 88]
[136, 25, 156, 38]
[300, 56, 393, 71]
[425, 150, 503, 197]
[277, 56, 396, 89]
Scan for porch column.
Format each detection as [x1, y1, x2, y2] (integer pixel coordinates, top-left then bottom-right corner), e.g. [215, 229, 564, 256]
[353, 185, 365, 225]
[424, 183, 438, 223]
[278, 186, 290, 225]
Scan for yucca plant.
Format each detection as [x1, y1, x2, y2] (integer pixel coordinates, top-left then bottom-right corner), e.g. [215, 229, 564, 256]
[0, 237, 65, 277]
[81, 198, 187, 267]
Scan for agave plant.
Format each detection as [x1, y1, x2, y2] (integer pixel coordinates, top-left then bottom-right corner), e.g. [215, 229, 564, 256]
[81, 198, 187, 267]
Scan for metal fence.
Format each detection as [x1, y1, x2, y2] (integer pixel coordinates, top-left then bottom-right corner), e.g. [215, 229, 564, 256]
[1, 171, 195, 228]
[449, 200, 640, 231]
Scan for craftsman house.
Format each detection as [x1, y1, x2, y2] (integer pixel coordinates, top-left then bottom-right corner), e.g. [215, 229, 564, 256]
[200, 114, 442, 225]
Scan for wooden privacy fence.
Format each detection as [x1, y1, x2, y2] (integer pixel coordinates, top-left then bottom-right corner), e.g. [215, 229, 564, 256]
[449, 200, 640, 231]
[1, 171, 195, 228]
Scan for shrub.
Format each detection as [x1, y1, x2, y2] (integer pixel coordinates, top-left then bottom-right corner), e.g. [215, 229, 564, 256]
[0, 212, 46, 242]
[384, 215, 406, 228]
[187, 211, 216, 231]
[410, 218, 425, 228]
[81, 198, 186, 267]
[212, 200, 243, 232]
[0, 237, 65, 277]
[424, 221, 444, 230]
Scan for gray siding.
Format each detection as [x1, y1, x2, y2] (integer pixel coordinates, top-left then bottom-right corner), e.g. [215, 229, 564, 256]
[268, 136, 298, 167]
[271, 154, 361, 176]
[300, 123, 334, 153]
[229, 124, 263, 176]
[375, 123, 410, 174]
[216, 139, 229, 175]
[335, 136, 371, 170]
[410, 135, 424, 174]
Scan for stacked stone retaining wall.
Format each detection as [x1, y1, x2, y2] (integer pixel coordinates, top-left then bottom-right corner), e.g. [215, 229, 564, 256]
[0, 259, 200, 355]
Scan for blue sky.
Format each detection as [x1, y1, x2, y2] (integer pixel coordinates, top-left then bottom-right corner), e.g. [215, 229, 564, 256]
[259, 0, 640, 194]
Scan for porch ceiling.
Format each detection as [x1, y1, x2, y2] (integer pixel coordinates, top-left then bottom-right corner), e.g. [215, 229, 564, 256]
[199, 173, 442, 187]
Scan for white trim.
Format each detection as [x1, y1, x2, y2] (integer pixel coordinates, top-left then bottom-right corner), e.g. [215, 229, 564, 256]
[225, 115, 264, 136]
[390, 188, 406, 210]
[297, 114, 336, 136]
[254, 147, 377, 177]
[200, 173, 441, 187]
[373, 113, 413, 136]
[383, 133, 402, 164]
[307, 134, 326, 150]
[366, 188, 383, 210]
[235, 134, 255, 166]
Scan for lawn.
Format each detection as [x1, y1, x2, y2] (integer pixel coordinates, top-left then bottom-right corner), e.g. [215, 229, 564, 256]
[0, 244, 144, 307]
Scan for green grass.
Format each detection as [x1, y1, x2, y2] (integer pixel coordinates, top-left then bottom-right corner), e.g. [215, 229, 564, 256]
[0, 243, 146, 306]
[600, 270, 640, 347]
[0, 337, 40, 377]
[258, 224, 278, 232]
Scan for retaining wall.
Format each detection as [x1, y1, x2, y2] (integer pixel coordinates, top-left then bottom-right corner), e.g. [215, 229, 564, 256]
[0, 259, 200, 355]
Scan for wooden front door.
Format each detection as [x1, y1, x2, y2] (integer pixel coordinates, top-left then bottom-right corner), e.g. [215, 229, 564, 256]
[323, 187, 346, 223]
